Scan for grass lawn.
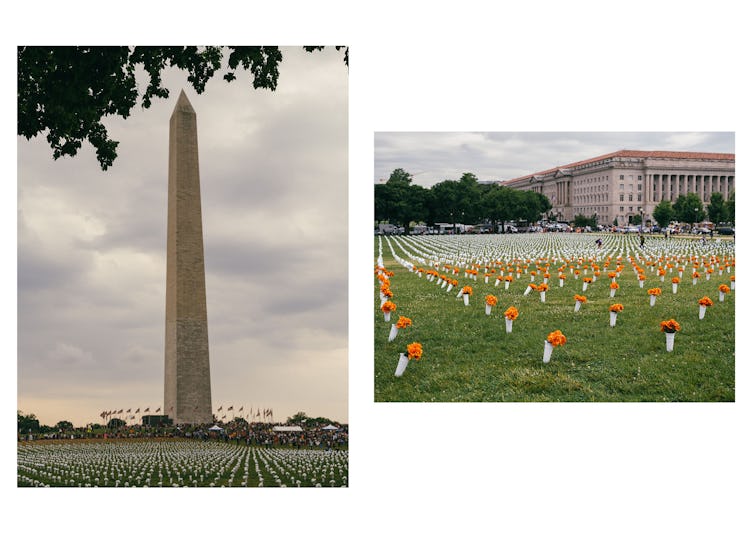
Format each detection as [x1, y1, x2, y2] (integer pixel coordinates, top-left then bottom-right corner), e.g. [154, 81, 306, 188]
[374, 233, 734, 402]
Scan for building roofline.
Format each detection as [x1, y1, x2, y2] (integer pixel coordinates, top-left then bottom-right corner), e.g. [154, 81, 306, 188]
[502, 149, 735, 185]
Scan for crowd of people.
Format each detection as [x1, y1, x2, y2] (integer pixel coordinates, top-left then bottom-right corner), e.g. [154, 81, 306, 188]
[18, 420, 349, 450]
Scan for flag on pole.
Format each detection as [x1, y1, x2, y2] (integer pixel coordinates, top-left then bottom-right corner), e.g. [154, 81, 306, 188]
[156, 407, 161, 413]
[239, 406, 243, 412]
[228, 406, 233, 411]
[135, 408, 140, 413]
[218, 406, 223, 412]
[126, 408, 131, 413]
[118, 409, 123, 414]
[144, 407, 150, 413]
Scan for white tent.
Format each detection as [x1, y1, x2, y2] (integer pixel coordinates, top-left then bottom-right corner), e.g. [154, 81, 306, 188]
[321, 424, 339, 430]
[208, 425, 224, 432]
[272, 425, 303, 432]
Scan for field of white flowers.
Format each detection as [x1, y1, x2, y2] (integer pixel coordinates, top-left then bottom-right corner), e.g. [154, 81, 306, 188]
[18, 439, 348, 487]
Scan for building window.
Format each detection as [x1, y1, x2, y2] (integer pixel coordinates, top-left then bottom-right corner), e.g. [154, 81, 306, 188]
[620, 206, 624, 212]
[620, 175, 624, 180]
[637, 194, 642, 201]
[637, 184, 642, 191]
[628, 194, 633, 201]
[619, 184, 624, 190]
[638, 175, 642, 180]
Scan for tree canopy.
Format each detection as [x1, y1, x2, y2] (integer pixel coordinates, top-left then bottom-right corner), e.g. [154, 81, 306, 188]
[672, 193, 705, 224]
[375, 171, 553, 232]
[18, 46, 348, 170]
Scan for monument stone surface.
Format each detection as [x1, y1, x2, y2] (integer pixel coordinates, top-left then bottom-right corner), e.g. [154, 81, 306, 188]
[164, 90, 212, 424]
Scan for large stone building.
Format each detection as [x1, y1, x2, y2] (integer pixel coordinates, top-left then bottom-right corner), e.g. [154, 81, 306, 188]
[501, 150, 735, 225]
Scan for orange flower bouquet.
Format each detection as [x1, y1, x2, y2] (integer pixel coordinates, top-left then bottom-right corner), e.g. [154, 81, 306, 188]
[485, 294, 498, 316]
[524, 283, 537, 296]
[692, 271, 700, 285]
[638, 274, 646, 288]
[660, 319, 681, 352]
[504, 306, 519, 333]
[544, 330, 567, 363]
[537, 283, 549, 302]
[729, 276, 735, 290]
[494, 275, 503, 287]
[446, 279, 458, 292]
[503, 275, 513, 290]
[461, 285, 473, 305]
[395, 342, 423, 377]
[698, 296, 713, 320]
[609, 303, 624, 327]
[582, 277, 593, 291]
[647, 287, 661, 307]
[609, 281, 619, 298]
[671, 277, 680, 294]
[389, 315, 412, 342]
[573, 294, 587, 312]
[381, 300, 396, 322]
[558, 273, 566, 287]
[719, 283, 731, 301]
[658, 267, 667, 281]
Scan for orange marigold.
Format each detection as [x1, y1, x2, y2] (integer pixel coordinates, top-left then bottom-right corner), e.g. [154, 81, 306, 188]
[485, 295, 498, 306]
[583, 277, 593, 283]
[609, 303, 624, 313]
[647, 288, 661, 296]
[719, 284, 730, 293]
[407, 342, 423, 361]
[698, 297, 713, 307]
[692, 272, 700, 278]
[396, 316, 412, 329]
[504, 275, 513, 282]
[381, 288, 393, 298]
[610, 281, 619, 289]
[672, 277, 680, 284]
[546, 330, 567, 347]
[574, 294, 587, 303]
[462, 286, 473, 295]
[660, 319, 681, 333]
[504, 306, 519, 320]
[381, 301, 396, 313]
[608, 272, 617, 279]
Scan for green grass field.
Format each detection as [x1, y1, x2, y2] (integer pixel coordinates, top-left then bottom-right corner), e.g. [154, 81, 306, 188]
[374, 233, 735, 402]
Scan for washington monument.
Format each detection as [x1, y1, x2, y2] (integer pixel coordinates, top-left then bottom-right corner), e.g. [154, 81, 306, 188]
[164, 90, 213, 424]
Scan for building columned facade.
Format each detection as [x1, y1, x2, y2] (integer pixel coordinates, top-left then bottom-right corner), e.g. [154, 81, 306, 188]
[501, 150, 735, 225]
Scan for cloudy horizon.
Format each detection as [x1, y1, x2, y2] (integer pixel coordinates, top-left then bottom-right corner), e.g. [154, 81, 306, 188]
[17, 47, 349, 428]
[375, 132, 735, 187]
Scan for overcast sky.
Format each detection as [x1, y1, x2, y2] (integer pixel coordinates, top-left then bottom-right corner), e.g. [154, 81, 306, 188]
[17, 47, 348, 427]
[375, 132, 735, 187]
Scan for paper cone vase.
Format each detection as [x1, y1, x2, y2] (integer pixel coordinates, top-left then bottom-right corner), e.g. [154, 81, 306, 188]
[719, 292, 725, 301]
[394, 353, 409, 377]
[665, 332, 675, 352]
[463, 294, 470, 306]
[505, 318, 513, 333]
[388, 324, 399, 341]
[383, 311, 391, 322]
[610, 289, 616, 298]
[650, 295, 656, 307]
[574, 301, 582, 312]
[609, 312, 617, 327]
[540, 292, 546, 303]
[543, 341, 553, 363]
[699, 305, 706, 320]
[672, 284, 678, 294]
[485, 304, 492, 316]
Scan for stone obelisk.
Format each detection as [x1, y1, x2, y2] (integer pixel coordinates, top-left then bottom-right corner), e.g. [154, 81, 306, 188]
[164, 90, 212, 424]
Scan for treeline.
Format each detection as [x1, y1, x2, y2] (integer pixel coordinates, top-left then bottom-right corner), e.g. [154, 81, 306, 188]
[375, 169, 552, 233]
[652, 192, 735, 228]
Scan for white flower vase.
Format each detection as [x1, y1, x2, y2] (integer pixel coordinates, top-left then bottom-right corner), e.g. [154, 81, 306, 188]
[440, 279, 446, 288]
[456, 289, 464, 299]
[609, 312, 617, 327]
[540, 292, 546, 303]
[610, 289, 616, 298]
[543, 341, 553, 363]
[665, 332, 675, 352]
[727, 266, 731, 273]
[650, 295, 656, 307]
[463, 294, 470, 306]
[388, 324, 399, 341]
[698, 305, 706, 320]
[417, 271, 422, 278]
[706, 274, 711, 281]
[383, 311, 391, 322]
[495, 278, 500, 287]
[505, 318, 513, 333]
[574, 301, 582, 312]
[485, 304, 492, 316]
[672, 284, 678, 294]
[446, 284, 453, 292]
[639, 280, 644, 288]
[524, 285, 533, 296]
[530, 275, 535, 282]
[719, 291, 725, 302]
[559, 279, 565, 287]
[692, 278, 697, 285]
[394, 353, 409, 377]
[582, 282, 588, 291]
[505, 281, 510, 290]
[574, 274, 579, 280]
[484, 276, 489, 284]
[730, 281, 735, 290]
